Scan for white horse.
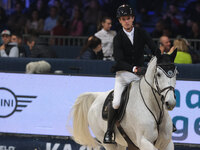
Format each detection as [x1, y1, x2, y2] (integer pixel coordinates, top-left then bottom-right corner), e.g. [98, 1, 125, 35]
[71, 50, 177, 150]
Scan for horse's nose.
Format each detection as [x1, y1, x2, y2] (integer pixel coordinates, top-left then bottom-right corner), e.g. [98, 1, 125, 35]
[165, 101, 176, 110]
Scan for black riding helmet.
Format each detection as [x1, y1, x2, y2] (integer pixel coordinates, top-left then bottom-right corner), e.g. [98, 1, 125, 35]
[116, 4, 134, 18]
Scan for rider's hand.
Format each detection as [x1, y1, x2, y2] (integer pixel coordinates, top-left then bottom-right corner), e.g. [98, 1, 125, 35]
[135, 67, 147, 76]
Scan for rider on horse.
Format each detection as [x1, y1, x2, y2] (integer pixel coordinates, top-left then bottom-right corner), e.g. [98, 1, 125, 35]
[103, 4, 161, 144]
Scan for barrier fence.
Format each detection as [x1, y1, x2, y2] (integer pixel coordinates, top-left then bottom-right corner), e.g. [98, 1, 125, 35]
[23, 35, 200, 50]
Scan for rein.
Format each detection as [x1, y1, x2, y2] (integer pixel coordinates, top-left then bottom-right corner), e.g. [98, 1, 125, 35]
[139, 67, 176, 132]
[139, 77, 164, 132]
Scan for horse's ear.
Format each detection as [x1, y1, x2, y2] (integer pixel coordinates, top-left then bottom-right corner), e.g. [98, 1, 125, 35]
[155, 48, 162, 60]
[170, 48, 177, 61]
[145, 56, 157, 85]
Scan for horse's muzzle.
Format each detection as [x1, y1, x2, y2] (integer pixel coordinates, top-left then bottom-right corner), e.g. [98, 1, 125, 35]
[165, 101, 176, 110]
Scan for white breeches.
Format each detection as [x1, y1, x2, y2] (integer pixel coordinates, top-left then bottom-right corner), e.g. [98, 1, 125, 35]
[112, 71, 140, 109]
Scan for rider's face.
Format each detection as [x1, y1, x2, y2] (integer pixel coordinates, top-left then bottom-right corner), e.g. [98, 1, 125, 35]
[119, 16, 134, 31]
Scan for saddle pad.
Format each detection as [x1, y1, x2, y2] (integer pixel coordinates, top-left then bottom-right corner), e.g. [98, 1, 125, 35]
[102, 83, 132, 122]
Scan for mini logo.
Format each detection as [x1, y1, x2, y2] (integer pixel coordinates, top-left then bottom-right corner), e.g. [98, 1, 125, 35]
[0, 87, 37, 118]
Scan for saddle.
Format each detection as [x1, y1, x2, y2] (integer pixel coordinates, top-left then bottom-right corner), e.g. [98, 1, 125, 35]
[102, 83, 132, 122]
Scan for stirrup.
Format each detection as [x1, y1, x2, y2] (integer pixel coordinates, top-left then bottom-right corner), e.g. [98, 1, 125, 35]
[103, 131, 116, 144]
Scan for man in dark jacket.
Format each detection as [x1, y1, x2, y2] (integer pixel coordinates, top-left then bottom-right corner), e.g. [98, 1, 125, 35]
[26, 36, 56, 58]
[103, 4, 161, 144]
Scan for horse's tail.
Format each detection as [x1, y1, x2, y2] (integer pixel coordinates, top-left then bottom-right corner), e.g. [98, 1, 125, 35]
[72, 92, 100, 147]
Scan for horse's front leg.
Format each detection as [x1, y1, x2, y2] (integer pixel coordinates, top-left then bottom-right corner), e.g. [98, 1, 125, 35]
[164, 139, 174, 150]
[138, 137, 158, 150]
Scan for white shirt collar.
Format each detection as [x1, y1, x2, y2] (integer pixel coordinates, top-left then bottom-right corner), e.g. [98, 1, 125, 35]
[123, 27, 134, 44]
[123, 27, 134, 37]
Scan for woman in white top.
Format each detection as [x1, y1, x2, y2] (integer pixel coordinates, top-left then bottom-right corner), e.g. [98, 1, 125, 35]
[95, 16, 116, 61]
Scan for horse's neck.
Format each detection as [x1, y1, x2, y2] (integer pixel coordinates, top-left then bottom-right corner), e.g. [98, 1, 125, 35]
[140, 77, 163, 117]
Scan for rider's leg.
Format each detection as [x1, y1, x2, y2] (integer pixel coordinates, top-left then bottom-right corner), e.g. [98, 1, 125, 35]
[104, 71, 140, 144]
[103, 101, 118, 143]
[112, 71, 140, 109]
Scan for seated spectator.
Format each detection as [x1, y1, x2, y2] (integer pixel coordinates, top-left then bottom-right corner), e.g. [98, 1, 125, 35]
[151, 20, 165, 38]
[95, 16, 116, 61]
[170, 38, 192, 64]
[51, 16, 67, 45]
[24, 9, 44, 34]
[68, 5, 83, 36]
[43, 6, 58, 34]
[163, 3, 184, 35]
[83, 0, 102, 35]
[80, 36, 103, 60]
[0, 30, 19, 57]
[187, 21, 200, 39]
[26, 35, 56, 58]
[6, 2, 27, 34]
[159, 35, 172, 54]
[11, 32, 27, 57]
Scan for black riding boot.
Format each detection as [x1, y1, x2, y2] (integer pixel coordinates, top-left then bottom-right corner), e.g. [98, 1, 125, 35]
[103, 102, 118, 144]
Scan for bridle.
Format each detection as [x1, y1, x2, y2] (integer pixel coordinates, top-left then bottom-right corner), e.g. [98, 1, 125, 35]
[139, 63, 177, 132]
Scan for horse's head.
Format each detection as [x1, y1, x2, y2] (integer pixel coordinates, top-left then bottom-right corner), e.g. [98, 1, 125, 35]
[145, 49, 177, 111]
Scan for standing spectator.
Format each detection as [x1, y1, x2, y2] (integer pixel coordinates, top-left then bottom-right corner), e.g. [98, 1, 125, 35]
[80, 36, 103, 60]
[159, 35, 172, 54]
[95, 16, 116, 61]
[68, 5, 83, 36]
[43, 6, 58, 34]
[24, 10, 44, 34]
[0, 30, 19, 57]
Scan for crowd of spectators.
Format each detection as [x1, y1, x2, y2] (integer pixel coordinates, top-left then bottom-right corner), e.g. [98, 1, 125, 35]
[0, 0, 199, 38]
[0, 0, 200, 64]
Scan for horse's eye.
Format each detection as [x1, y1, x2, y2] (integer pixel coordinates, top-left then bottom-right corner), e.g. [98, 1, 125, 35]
[157, 73, 161, 77]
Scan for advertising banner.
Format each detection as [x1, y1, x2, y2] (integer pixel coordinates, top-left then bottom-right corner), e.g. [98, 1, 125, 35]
[0, 73, 199, 144]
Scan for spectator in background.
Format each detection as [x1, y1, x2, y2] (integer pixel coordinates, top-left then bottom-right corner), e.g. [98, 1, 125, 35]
[24, 9, 44, 34]
[11, 32, 27, 57]
[95, 16, 116, 61]
[51, 16, 68, 45]
[68, 5, 83, 36]
[0, 7, 7, 31]
[6, 2, 27, 34]
[0, 30, 19, 57]
[80, 36, 103, 60]
[43, 6, 58, 34]
[151, 20, 165, 38]
[26, 35, 56, 58]
[187, 21, 200, 39]
[169, 38, 192, 64]
[163, 3, 184, 35]
[34, 0, 48, 19]
[159, 35, 172, 54]
[83, 0, 102, 35]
